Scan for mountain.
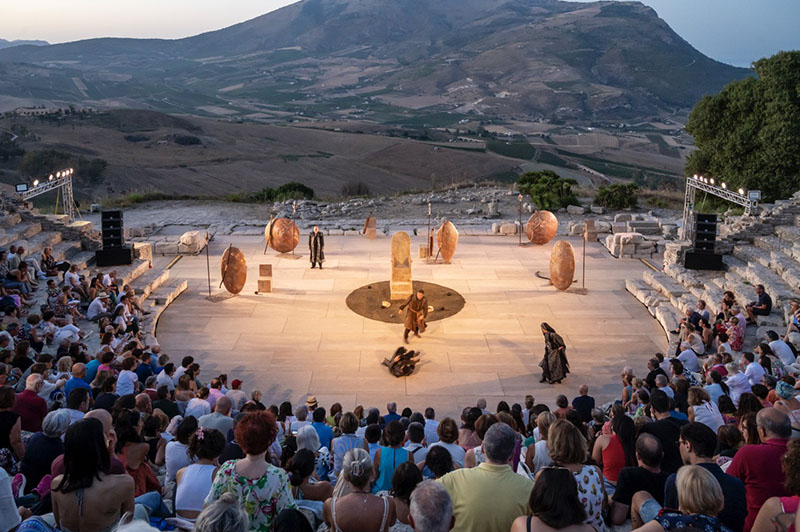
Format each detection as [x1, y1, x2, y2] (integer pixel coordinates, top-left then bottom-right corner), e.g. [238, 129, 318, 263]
[0, 0, 750, 122]
[0, 39, 48, 50]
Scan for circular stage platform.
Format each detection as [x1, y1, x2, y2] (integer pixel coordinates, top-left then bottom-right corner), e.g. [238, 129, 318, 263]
[155, 234, 666, 418]
[346, 281, 465, 323]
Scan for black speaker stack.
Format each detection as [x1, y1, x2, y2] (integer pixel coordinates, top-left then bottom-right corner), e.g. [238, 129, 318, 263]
[684, 213, 724, 270]
[95, 210, 133, 267]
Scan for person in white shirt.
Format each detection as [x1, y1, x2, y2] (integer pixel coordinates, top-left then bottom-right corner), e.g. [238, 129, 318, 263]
[655, 374, 675, 399]
[724, 362, 751, 406]
[225, 379, 247, 411]
[63, 265, 86, 299]
[676, 342, 701, 373]
[173, 356, 194, 385]
[403, 422, 429, 463]
[87, 292, 112, 321]
[156, 363, 176, 391]
[766, 330, 796, 366]
[696, 300, 711, 323]
[54, 323, 82, 345]
[656, 352, 671, 375]
[741, 352, 765, 386]
[424, 407, 439, 445]
[116, 357, 139, 396]
[185, 392, 211, 419]
[103, 270, 117, 288]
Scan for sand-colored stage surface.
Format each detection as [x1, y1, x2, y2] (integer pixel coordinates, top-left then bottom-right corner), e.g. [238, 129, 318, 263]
[156, 235, 666, 418]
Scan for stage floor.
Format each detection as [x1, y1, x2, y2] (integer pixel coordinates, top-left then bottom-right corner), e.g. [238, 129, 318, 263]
[156, 234, 667, 418]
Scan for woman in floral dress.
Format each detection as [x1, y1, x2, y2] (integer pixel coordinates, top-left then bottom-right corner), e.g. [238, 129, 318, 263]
[205, 411, 296, 532]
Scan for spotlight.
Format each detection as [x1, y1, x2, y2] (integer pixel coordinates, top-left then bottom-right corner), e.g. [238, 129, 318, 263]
[49, 174, 53, 181]
[721, 183, 727, 189]
[710, 178, 714, 185]
[738, 188, 745, 195]
[56, 172, 61, 178]
[693, 174, 698, 179]
[33, 179, 39, 187]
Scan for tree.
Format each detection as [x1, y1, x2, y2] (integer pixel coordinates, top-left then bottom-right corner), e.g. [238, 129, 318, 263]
[595, 183, 638, 210]
[685, 51, 800, 201]
[517, 170, 578, 210]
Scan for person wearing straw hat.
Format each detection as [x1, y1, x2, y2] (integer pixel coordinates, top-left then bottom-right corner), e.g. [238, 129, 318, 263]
[87, 292, 112, 321]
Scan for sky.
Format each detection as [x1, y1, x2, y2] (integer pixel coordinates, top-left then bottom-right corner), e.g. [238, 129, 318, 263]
[1, 0, 798, 67]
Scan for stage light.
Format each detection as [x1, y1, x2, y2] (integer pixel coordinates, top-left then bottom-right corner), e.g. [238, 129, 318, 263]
[710, 178, 714, 185]
[693, 174, 698, 179]
[738, 188, 745, 195]
[56, 172, 61, 178]
[33, 179, 39, 187]
[722, 183, 727, 189]
[49, 174, 53, 181]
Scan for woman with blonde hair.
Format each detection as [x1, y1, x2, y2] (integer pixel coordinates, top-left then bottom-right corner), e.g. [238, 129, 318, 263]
[632, 465, 728, 532]
[524, 412, 555, 476]
[548, 419, 606, 532]
[687, 387, 724, 433]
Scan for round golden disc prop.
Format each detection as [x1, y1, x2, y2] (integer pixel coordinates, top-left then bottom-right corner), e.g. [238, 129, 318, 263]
[549, 240, 575, 291]
[220, 246, 247, 294]
[264, 218, 300, 253]
[526, 210, 558, 245]
[436, 220, 459, 263]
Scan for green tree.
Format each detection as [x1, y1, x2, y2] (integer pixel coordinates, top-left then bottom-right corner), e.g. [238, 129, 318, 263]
[685, 51, 800, 201]
[595, 183, 638, 209]
[517, 170, 578, 210]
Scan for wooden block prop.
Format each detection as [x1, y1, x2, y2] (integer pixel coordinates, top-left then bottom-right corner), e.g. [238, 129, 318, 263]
[391, 231, 413, 300]
[257, 279, 272, 293]
[220, 246, 247, 294]
[264, 218, 300, 253]
[419, 245, 428, 259]
[259, 264, 273, 277]
[549, 240, 575, 291]
[436, 220, 459, 264]
[526, 210, 558, 245]
[363, 216, 377, 239]
[257, 263, 273, 293]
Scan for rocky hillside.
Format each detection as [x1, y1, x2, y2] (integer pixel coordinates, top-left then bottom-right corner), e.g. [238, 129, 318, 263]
[0, 0, 749, 122]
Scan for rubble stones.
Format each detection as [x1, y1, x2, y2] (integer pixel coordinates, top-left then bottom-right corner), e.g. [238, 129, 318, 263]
[567, 205, 586, 215]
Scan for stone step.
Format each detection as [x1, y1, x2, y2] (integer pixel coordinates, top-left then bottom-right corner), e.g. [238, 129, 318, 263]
[69, 251, 96, 271]
[135, 268, 171, 301]
[643, 269, 688, 300]
[143, 279, 189, 345]
[10, 230, 63, 256]
[775, 226, 800, 243]
[0, 212, 21, 229]
[0, 221, 42, 247]
[149, 279, 188, 306]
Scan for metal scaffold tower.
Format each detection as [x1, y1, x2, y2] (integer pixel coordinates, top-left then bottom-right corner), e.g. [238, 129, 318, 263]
[16, 168, 77, 221]
[681, 174, 760, 241]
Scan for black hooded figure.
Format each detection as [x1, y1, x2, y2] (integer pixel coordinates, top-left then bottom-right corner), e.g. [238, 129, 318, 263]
[309, 226, 325, 269]
[539, 322, 569, 384]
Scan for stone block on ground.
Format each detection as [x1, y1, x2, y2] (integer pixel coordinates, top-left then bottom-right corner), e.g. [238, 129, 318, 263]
[154, 241, 179, 255]
[178, 230, 209, 254]
[133, 242, 152, 261]
[258, 279, 272, 293]
[499, 223, 517, 235]
[567, 205, 585, 215]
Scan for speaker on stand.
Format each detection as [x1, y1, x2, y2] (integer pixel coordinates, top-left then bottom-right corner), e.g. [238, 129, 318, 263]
[95, 210, 133, 266]
[684, 213, 724, 270]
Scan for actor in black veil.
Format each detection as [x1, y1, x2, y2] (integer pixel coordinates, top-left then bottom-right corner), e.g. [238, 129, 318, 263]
[309, 226, 325, 269]
[382, 347, 420, 377]
[539, 322, 569, 384]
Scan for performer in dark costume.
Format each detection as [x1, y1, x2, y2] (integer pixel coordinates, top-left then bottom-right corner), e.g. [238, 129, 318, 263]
[309, 226, 325, 269]
[399, 289, 428, 344]
[539, 322, 569, 384]
[382, 347, 420, 377]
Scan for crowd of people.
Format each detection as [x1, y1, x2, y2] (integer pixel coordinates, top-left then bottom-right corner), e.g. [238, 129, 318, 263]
[2, 247, 800, 532]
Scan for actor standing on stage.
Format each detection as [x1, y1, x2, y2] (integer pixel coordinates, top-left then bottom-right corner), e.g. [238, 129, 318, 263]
[539, 322, 569, 384]
[399, 289, 428, 344]
[309, 226, 325, 269]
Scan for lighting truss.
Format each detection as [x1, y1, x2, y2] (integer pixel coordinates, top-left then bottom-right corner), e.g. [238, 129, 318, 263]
[680, 175, 759, 241]
[18, 168, 76, 221]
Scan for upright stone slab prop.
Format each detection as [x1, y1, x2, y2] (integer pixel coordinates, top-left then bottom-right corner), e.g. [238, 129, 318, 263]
[526, 210, 558, 245]
[220, 245, 247, 295]
[363, 216, 377, 239]
[264, 218, 300, 254]
[391, 231, 413, 300]
[549, 240, 576, 291]
[436, 220, 459, 264]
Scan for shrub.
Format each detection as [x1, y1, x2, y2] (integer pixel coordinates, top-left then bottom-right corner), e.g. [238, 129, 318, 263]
[174, 135, 201, 146]
[341, 181, 370, 197]
[124, 135, 149, 143]
[228, 182, 315, 203]
[595, 183, 638, 210]
[517, 170, 578, 210]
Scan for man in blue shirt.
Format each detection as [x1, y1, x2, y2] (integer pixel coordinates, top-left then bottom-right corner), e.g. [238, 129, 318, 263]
[64, 363, 93, 400]
[312, 407, 334, 449]
[382, 401, 401, 425]
[135, 351, 154, 383]
[746, 284, 772, 323]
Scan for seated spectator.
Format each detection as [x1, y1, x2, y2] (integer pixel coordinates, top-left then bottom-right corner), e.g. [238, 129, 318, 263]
[639, 390, 687, 473]
[704, 370, 730, 408]
[290, 406, 310, 434]
[524, 411, 555, 476]
[439, 423, 533, 532]
[553, 395, 572, 420]
[725, 362, 751, 406]
[364, 423, 381, 461]
[662, 422, 746, 532]
[175, 427, 226, 522]
[419, 444, 454, 480]
[457, 407, 481, 449]
[51, 418, 135, 532]
[373, 420, 413, 493]
[386, 461, 422, 531]
[219, 413, 247, 464]
[185, 387, 212, 419]
[645, 358, 668, 390]
[297, 424, 332, 481]
[408, 479, 453, 532]
[510, 466, 594, 532]
[166, 416, 198, 483]
[464, 415, 497, 468]
[141, 413, 165, 466]
[687, 387, 724, 434]
[20, 409, 69, 493]
[572, 385, 595, 423]
[654, 374, 674, 399]
[428, 418, 465, 468]
[153, 385, 180, 419]
[592, 412, 636, 497]
[677, 341, 702, 373]
[633, 466, 731, 532]
[64, 363, 92, 400]
[746, 284, 772, 323]
[206, 411, 296, 531]
[752, 437, 800, 532]
[286, 448, 333, 506]
[116, 357, 139, 397]
[13, 374, 47, 432]
[155, 363, 175, 392]
[727, 408, 792, 532]
[423, 407, 438, 445]
[0, 386, 23, 471]
[226, 379, 247, 411]
[331, 412, 364, 476]
[609, 433, 669, 526]
[312, 407, 334, 450]
[766, 330, 796, 366]
[199, 396, 234, 437]
[195, 492, 249, 532]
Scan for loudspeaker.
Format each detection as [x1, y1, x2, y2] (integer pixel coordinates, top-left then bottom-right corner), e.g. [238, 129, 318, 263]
[96, 210, 132, 266]
[684, 250, 724, 270]
[693, 213, 717, 254]
[95, 247, 133, 267]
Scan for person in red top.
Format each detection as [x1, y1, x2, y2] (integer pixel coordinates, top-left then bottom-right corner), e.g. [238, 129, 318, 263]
[592, 412, 637, 496]
[727, 407, 792, 532]
[13, 374, 48, 432]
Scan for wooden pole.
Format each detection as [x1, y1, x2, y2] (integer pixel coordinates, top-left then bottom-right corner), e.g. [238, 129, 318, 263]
[205, 240, 211, 298]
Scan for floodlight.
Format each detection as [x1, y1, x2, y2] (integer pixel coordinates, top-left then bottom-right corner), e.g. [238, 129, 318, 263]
[721, 183, 727, 189]
[33, 179, 39, 187]
[738, 188, 745, 195]
[15, 183, 28, 193]
[56, 172, 61, 178]
[710, 178, 714, 185]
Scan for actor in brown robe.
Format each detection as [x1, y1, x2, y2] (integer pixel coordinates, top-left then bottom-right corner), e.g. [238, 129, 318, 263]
[399, 289, 428, 344]
[539, 322, 569, 384]
[309, 226, 325, 269]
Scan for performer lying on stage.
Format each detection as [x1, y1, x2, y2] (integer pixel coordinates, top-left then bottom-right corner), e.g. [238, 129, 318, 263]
[399, 289, 428, 344]
[382, 347, 420, 377]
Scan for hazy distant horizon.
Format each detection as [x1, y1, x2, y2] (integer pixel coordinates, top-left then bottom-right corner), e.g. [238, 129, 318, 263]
[2, 0, 798, 67]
